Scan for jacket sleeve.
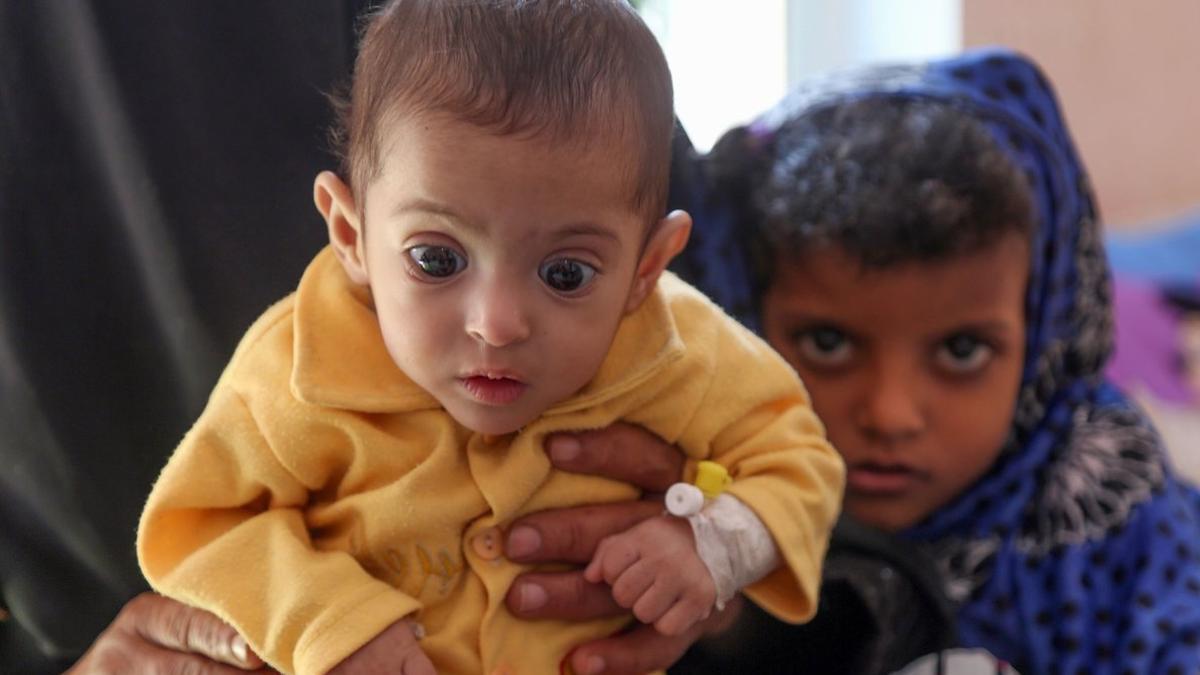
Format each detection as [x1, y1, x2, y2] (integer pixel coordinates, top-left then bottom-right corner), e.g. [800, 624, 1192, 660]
[674, 320, 846, 625]
[136, 384, 421, 675]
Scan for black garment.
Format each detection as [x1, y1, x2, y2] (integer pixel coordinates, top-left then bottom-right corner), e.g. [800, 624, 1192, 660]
[0, 3, 370, 670]
[670, 517, 958, 675]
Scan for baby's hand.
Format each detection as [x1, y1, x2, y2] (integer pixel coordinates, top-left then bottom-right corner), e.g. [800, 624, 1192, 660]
[327, 619, 435, 675]
[583, 515, 717, 636]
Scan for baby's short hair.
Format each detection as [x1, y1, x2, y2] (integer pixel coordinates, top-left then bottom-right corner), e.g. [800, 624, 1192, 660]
[332, 0, 674, 221]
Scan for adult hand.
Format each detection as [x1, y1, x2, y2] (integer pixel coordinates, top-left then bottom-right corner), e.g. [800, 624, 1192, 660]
[505, 424, 742, 675]
[67, 592, 271, 675]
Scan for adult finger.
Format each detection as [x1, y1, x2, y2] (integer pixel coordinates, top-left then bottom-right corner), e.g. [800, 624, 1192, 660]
[506, 500, 662, 564]
[126, 593, 264, 669]
[401, 648, 438, 675]
[68, 607, 268, 675]
[137, 643, 262, 675]
[505, 570, 622, 621]
[566, 621, 701, 675]
[565, 595, 744, 675]
[545, 423, 684, 493]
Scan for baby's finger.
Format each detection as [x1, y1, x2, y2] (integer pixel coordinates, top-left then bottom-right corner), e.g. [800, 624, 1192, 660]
[597, 541, 642, 586]
[630, 579, 678, 624]
[610, 560, 656, 610]
[654, 598, 708, 637]
[583, 555, 604, 584]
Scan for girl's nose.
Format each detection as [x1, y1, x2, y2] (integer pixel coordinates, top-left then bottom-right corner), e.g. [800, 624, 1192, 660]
[854, 364, 927, 441]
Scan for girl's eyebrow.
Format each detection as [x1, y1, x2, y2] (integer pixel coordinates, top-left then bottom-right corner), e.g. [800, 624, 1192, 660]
[772, 307, 846, 324]
[779, 314, 861, 336]
[959, 320, 1016, 331]
[939, 316, 1020, 331]
[930, 319, 1021, 340]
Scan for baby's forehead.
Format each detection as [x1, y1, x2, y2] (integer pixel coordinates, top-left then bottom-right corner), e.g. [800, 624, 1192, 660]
[377, 111, 654, 217]
[385, 105, 644, 159]
[366, 116, 653, 239]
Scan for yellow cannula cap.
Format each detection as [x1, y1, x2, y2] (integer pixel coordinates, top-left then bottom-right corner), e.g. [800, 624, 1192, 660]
[693, 461, 731, 499]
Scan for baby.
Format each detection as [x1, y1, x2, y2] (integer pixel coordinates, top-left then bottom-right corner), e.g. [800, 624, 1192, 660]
[136, 1, 843, 674]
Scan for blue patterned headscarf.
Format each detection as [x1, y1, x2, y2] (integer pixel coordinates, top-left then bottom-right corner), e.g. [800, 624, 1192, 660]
[675, 48, 1200, 674]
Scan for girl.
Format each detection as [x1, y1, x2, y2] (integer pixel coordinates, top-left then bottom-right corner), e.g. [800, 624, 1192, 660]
[688, 48, 1200, 674]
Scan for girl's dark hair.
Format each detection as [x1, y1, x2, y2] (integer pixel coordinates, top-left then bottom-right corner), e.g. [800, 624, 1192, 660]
[708, 97, 1035, 290]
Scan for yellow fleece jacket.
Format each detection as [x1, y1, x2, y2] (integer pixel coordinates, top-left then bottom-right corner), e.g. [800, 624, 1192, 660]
[137, 247, 844, 675]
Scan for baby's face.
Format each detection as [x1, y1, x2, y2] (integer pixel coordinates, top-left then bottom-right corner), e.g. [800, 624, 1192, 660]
[358, 113, 649, 434]
[762, 234, 1029, 532]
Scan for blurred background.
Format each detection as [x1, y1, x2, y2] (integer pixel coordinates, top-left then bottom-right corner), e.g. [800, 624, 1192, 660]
[639, 0, 1200, 481]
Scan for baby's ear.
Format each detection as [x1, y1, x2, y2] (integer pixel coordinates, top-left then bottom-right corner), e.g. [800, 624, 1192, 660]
[314, 170, 369, 285]
[625, 210, 692, 313]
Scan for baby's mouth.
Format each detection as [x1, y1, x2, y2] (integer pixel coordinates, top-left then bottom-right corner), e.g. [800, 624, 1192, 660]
[459, 372, 527, 406]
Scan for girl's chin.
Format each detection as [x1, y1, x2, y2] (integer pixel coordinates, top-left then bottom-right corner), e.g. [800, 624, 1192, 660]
[844, 501, 928, 534]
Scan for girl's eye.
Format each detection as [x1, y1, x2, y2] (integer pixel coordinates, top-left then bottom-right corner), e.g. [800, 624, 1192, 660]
[796, 326, 853, 367]
[407, 245, 466, 279]
[935, 333, 993, 374]
[539, 258, 597, 293]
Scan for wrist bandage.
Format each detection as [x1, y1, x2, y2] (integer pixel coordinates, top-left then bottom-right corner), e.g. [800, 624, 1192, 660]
[664, 462, 780, 611]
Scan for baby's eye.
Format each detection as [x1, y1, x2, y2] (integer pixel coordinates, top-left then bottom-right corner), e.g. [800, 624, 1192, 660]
[539, 258, 596, 294]
[796, 326, 853, 367]
[407, 245, 466, 279]
[935, 333, 993, 374]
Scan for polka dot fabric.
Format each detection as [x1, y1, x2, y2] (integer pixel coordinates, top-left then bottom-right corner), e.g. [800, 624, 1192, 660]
[901, 50, 1200, 675]
[674, 48, 1200, 673]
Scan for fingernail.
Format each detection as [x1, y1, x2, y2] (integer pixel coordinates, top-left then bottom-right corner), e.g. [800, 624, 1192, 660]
[583, 559, 600, 582]
[506, 525, 542, 558]
[549, 435, 582, 464]
[580, 655, 606, 675]
[231, 635, 248, 664]
[517, 582, 548, 611]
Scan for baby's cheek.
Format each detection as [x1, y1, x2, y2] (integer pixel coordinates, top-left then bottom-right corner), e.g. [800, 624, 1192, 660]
[552, 329, 613, 389]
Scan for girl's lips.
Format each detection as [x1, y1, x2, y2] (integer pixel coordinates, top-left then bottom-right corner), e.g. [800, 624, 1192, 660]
[846, 463, 929, 495]
[460, 375, 527, 406]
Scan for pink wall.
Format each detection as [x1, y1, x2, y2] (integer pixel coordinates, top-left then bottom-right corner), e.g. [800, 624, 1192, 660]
[964, 0, 1200, 230]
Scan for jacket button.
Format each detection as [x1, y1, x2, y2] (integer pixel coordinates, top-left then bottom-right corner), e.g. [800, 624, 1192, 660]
[472, 527, 503, 560]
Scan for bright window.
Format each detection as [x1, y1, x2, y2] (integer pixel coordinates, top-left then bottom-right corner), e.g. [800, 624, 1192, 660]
[641, 0, 963, 151]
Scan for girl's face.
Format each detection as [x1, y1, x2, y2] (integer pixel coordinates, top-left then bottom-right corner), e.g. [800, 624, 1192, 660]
[762, 234, 1029, 532]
